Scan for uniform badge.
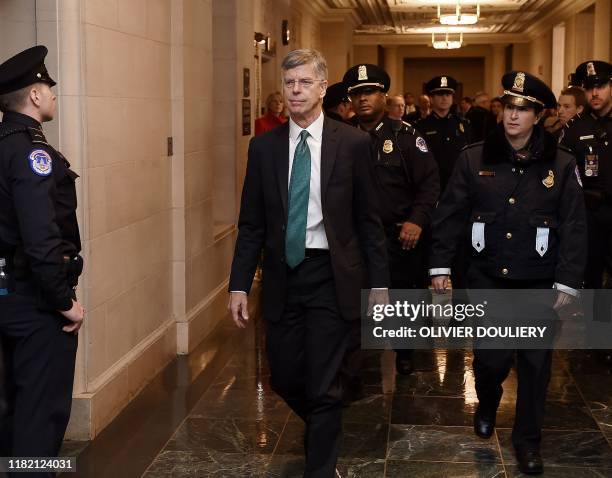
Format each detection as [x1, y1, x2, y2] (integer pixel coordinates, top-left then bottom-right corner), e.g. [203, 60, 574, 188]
[28, 149, 52, 176]
[542, 169, 554, 188]
[358, 65, 368, 81]
[575, 165, 583, 187]
[512, 72, 526, 93]
[441, 76, 448, 87]
[383, 139, 393, 154]
[416, 136, 428, 153]
[587, 62, 596, 76]
[459, 123, 465, 133]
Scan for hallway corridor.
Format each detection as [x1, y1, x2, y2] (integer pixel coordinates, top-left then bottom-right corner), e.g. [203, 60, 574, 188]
[67, 312, 612, 478]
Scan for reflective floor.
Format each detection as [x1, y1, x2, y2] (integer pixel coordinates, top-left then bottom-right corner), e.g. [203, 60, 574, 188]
[67, 315, 612, 477]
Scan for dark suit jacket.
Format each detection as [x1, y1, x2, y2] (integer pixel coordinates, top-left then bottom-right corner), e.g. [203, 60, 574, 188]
[229, 116, 389, 321]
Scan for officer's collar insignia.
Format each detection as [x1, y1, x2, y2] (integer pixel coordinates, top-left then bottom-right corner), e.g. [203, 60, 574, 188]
[459, 123, 465, 133]
[383, 139, 393, 154]
[579, 134, 594, 140]
[28, 149, 52, 176]
[512, 72, 526, 93]
[416, 136, 428, 153]
[587, 62, 596, 76]
[542, 169, 554, 188]
[375, 121, 384, 131]
[441, 76, 448, 87]
[358, 65, 368, 81]
[478, 170, 495, 176]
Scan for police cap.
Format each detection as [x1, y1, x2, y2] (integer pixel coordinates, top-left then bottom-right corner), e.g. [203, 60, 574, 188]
[0, 46, 56, 95]
[501, 71, 556, 109]
[343, 64, 390, 94]
[426, 75, 457, 94]
[575, 60, 611, 89]
[323, 82, 349, 110]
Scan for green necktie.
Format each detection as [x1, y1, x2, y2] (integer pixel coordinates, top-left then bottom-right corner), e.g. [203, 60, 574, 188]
[286, 130, 311, 268]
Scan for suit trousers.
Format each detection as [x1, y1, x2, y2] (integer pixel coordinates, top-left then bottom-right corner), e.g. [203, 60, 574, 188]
[265, 253, 352, 478]
[468, 267, 553, 452]
[0, 290, 78, 478]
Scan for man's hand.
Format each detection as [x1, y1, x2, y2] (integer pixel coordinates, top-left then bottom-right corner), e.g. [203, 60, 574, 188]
[367, 289, 389, 316]
[228, 292, 249, 328]
[553, 291, 574, 312]
[61, 300, 85, 334]
[432, 275, 450, 294]
[398, 222, 422, 250]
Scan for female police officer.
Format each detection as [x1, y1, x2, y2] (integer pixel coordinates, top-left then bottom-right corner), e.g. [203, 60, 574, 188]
[429, 71, 586, 474]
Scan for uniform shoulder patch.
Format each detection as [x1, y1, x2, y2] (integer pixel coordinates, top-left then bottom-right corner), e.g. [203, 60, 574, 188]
[415, 136, 428, 153]
[28, 149, 53, 176]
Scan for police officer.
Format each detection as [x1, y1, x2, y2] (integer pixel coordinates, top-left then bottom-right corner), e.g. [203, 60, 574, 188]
[323, 81, 352, 124]
[560, 61, 612, 361]
[0, 46, 84, 469]
[416, 75, 471, 193]
[343, 64, 440, 375]
[430, 71, 586, 474]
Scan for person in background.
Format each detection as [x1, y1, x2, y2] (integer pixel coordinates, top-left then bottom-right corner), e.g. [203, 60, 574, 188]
[557, 87, 586, 126]
[466, 91, 496, 141]
[403, 92, 418, 116]
[254, 91, 287, 135]
[323, 82, 351, 123]
[386, 94, 406, 121]
[406, 94, 431, 123]
[490, 97, 504, 124]
[459, 96, 473, 119]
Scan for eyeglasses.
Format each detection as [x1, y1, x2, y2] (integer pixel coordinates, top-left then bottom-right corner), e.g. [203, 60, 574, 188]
[283, 78, 326, 89]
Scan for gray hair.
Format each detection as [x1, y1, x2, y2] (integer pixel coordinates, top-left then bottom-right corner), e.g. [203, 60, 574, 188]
[281, 49, 328, 80]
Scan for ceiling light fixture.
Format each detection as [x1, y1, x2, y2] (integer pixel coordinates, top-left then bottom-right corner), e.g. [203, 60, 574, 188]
[431, 31, 463, 49]
[438, 1, 479, 26]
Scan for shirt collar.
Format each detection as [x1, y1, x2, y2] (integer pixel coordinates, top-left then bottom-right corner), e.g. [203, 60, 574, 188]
[289, 109, 324, 142]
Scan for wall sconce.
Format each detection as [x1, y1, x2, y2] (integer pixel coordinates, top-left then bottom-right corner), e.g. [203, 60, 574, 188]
[254, 32, 270, 51]
[282, 20, 290, 46]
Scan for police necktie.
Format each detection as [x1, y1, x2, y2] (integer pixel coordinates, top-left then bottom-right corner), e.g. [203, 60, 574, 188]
[285, 130, 311, 268]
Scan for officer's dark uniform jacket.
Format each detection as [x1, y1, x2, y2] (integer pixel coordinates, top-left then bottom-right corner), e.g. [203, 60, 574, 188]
[365, 115, 440, 230]
[416, 111, 470, 193]
[430, 123, 587, 289]
[560, 109, 612, 209]
[0, 111, 81, 311]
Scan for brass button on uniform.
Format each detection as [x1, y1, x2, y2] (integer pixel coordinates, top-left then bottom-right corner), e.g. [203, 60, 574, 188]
[502, 268, 509, 275]
[506, 232, 512, 239]
[509, 198, 516, 205]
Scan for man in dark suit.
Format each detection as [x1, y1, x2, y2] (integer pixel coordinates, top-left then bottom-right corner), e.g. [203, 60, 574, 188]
[228, 49, 389, 478]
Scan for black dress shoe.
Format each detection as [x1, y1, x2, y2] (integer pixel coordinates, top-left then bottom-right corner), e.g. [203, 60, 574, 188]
[516, 449, 543, 475]
[473, 406, 496, 439]
[395, 352, 414, 375]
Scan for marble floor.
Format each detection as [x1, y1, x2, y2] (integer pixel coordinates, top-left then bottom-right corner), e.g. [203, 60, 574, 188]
[67, 315, 612, 477]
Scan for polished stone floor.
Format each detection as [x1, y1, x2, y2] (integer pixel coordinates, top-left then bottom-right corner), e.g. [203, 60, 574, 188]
[67, 315, 612, 477]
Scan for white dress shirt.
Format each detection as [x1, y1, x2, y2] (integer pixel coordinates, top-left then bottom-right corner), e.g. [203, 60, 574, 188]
[288, 111, 329, 250]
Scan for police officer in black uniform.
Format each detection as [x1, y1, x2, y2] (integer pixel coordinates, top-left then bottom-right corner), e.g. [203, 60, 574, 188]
[560, 61, 612, 361]
[430, 71, 586, 474]
[416, 76, 472, 305]
[343, 64, 440, 375]
[0, 46, 84, 470]
[416, 75, 471, 193]
[323, 81, 352, 124]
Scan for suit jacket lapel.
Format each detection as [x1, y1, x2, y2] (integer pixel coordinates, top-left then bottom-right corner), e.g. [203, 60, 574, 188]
[274, 122, 290, 217]
[320, 117, 338, 204]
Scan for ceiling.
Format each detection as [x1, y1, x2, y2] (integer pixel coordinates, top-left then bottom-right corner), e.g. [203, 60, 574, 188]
[307, 0, 595, 43]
